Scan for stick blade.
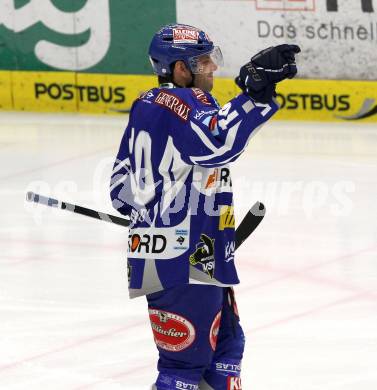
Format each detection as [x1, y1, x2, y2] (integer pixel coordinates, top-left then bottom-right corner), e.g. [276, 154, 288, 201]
[235, 201, 265, 250]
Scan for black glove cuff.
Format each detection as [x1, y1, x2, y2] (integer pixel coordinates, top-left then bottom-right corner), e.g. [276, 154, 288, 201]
[235, 76, 276, 104]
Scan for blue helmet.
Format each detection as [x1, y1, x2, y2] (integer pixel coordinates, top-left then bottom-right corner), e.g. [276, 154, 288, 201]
[148, 24, 223, 76]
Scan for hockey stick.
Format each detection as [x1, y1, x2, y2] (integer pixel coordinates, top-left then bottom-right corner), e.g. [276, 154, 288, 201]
[26, 191, 265, 249]
[235, 201, 265, 250]
[26, 191, 130, 227]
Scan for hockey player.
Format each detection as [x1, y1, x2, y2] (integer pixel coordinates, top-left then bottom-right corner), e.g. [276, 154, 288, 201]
[110, 24, 300, 390]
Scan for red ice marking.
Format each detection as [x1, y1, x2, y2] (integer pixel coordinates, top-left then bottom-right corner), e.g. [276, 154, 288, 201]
[233, 245, 377, 334]
[236, 244, 377, 299]
[246, 290, 370, 335]
[0, 320, 145, 373]
[0, 253, 54, 266]
[237, 260, 377, 302]
[0, 237, 124, 252]
[73, 362, 154, 390]
[0, 145, 114, 180]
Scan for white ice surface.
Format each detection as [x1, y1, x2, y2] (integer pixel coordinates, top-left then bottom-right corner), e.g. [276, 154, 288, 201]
[0, 112, 376, 389]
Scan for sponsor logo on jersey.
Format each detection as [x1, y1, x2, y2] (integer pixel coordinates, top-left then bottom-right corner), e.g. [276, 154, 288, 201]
[216, 362, 242, 374]
[155, 91, 191, 121]
[189, 234, 215, 278]
[205, 169, 219, 189]
[128, 233, 167, 254]
[127, 220, 190, 259]
[138, 90, 154, 103]
[194, 108, 218, 120]
[173, 28, 199, 44]
[209, 311, 222, 351]
[219, 206, 235, 231]
[225, 240, 235, 262]
[227, 376, 242, 390]
[205, 168, 232, 190]
[175, 381, 199, 390]
[176, 236, 185, 245]
[129, 208, 150, 224]
[174, 229, 189, 250]
[209, 115, 219, 131]
[148, 309, 196, 352]
[158, 311, 169, 323]
[192, 88, 212, 105]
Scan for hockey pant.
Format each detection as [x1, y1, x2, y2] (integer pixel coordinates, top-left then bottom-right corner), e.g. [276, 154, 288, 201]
[147, 284, 245, 390]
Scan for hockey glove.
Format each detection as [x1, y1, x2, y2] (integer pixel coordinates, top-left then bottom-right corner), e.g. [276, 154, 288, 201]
[235, 44, 301, 103]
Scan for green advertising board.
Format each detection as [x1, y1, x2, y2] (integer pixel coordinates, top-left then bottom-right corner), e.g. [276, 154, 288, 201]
[1, 0, 376, 122]
[0, 0, 176, 74]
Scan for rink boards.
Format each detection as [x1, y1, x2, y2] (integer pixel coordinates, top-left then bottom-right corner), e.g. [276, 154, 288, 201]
[0, 71, 376, 122]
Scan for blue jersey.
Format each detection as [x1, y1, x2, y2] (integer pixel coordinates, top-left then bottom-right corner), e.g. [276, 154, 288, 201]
[110, 84, 278, 298]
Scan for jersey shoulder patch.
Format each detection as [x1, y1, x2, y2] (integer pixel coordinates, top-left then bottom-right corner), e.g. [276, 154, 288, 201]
[138, 89, 156, 103]
[154, 89, 191, 121]
[191, 87, 214, 106]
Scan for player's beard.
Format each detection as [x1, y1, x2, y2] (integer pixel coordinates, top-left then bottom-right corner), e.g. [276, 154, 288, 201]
[192, 73, 214, 92]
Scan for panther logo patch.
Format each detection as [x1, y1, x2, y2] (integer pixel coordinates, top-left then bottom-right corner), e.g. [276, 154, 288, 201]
[189, 234, 215, 278]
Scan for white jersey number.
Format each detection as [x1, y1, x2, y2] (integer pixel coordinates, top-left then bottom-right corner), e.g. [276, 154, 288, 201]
[130, 131, 190, 209]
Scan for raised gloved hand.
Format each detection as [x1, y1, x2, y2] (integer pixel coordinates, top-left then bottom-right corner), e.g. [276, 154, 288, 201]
[235, 44, 301, 103]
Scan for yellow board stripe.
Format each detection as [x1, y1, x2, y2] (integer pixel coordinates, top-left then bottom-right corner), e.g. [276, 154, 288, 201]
[0, 71, 13, 110]
[1, 71, 376, 122]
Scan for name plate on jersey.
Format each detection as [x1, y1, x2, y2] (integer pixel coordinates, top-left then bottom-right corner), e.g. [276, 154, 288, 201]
[127, 217, 190, 259]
